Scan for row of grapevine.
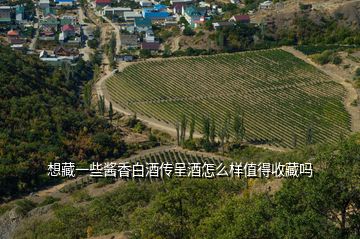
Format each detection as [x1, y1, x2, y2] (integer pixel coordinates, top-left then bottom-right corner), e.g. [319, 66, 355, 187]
[106, 49, 351, 148]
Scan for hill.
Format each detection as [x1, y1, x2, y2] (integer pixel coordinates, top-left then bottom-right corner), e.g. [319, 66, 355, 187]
[0, 46, 126, 201]
[106, 49, 351, 148]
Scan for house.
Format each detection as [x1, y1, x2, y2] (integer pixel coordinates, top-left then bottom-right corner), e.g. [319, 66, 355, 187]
[43, 7, 55, 17]
[229, 15, 250, 24]
[140, 0, 152, 7]
[95, 0, 111, 8]
[60, 15, 77, 26]
[55, 0, 76, 6]
[7, 30, 25, 44]
[123, 11, 143, 22]
[141, 42, 160, 51]
[142, 5, 170, 21]
[144, 29, 155, 42]
[0, 6, 11, 24]
[171, 3, 187, 15]
[102, 6, 132, 17]
[39, 50, 77, 64]
[230, 0, 239, 4]
[183, 5, 206, 28]
[54, 46, 79, 56]
[134, 17, 152, 32]
[170, 0, 193, 4]
[61, 24, 76, 38]
[39, 0, 50, 9]
[15, 5, 25, 23]
[117, 54, 134, 62]
[259, 0, 273, 10]
[120, 34, 138, 49]
[39, 16, 59, 31]
[212, 21, 234, 30]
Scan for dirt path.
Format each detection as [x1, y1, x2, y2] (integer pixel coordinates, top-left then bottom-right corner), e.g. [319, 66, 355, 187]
[282, 46, 360, 133]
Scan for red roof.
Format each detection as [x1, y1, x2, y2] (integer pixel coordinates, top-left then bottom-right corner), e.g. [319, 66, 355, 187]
[62, 24, 75, 32]
[232, 15, 250, 22]
[7, 30, 19, 36]
[95, 0, 111, 3]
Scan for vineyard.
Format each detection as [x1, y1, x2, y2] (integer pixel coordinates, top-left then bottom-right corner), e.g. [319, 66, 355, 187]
[106, 49, 351, 148]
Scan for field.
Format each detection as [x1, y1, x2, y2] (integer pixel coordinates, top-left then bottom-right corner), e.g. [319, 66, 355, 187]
[106, 49, 351, 148]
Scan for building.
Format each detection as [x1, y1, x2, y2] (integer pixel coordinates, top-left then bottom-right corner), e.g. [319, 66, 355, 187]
[141, 42, 160, 51]
[142, 5, 170, 21]
[7, 30, 25, 44]
[15, 5, 25, 23]
[212, 21, 234, 30]
[183, 5, 206, 28]
[259, 0, 273, 10]
[117, 54, 134, 62]
[120, 34, 138, 49]
[39, 0, 50, 9]
[144, 29, 155, 42]
[102, 6, 132, 17]
[39, 50, 77, 64]
[0, 6, 11, 24]
[43, 7, 55, 17]
[139, 0, 152, 7]
[54, 46, 79, 56]
[229, 15, 250, 24]
[170, 0, 193, 4]
[95, 0, 111, 8]
[134, 17, 152, 32]
[55, 0, 76, 6]
[123, 11, 143, 22]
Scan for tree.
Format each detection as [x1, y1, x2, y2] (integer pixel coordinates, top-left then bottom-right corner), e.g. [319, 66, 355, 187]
[108, 101, 114, 122]
[98, 95, 106, 116]
[233, 108, 245, 143]
[189, 114, 195, 140]
[180, 114, 187, 145]
[210, 117, 216, 144]
[175, 122, 180, 146]
[183, 26, 195, 36]
[202, 116, 210, 143]
[306, 126, 313, 145]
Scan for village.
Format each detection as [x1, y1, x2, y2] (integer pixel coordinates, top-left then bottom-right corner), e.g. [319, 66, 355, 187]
[0, 0, 289, 64]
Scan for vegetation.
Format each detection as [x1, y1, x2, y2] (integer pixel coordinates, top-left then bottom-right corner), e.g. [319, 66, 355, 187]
[0, 46, 126, 201]
[106, 49, 350, 148]
[13, 135, 360, 239]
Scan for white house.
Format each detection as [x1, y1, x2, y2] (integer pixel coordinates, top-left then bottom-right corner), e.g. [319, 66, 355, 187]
[145, 29, 155, 43]
[102, 6, 132, 17]
[140, 0, 152, 7]
[123, 11, 142, 22]
[259, 0, 273, 10]
[39, 0, 50, 9]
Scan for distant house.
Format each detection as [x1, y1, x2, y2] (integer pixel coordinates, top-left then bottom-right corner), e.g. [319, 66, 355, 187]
[120, 34, 138, 49]
[141, 42, 160, 51]
[117, 54, 134, 62]
[123, 11, 143, 22]
[39, 0, 50, 9]
[0, 6, 11, 24]
[139, 0, 152, 7]
[229, 15, 250, 24]
[55, 0, 76, 6]
[259, 0, 273, 10]
[54, 46, 79, 56]
[183, 5, 206, 28]
[142, 5, 170, 21]
[7, 29, 25, 44]
[170, 0, 193, 4]
[102, 6, 132, 17]
[15, 5, 25, 23]
[60, 16, 77, 26]
[95, 0, 111, 8]
[43, 7, 55, 17]
[212, 21, 234, 30]
[134, 17, 152, 32]
[61, 24, 75, 37]
[144, 29, 155, 42]
[39, 50, 77, 64]
[171, 3, 187, 15]
[40, 16, 59, 31]
[230, 0, 239, 4]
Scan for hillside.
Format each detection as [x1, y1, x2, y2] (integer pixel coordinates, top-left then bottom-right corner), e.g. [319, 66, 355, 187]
[106, 49, 350, 148]
[0, 46, 126, 201]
